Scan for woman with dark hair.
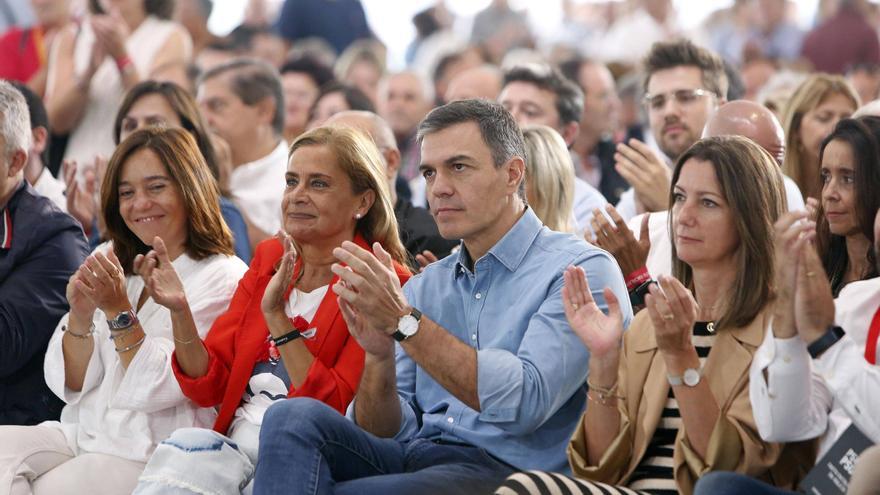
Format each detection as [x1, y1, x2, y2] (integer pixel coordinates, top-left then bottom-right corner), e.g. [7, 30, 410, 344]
[0, 128, 247, 494]
[45, 0, 190, 168]
[307, 81, 375, 129]
[132, 126, 411, 494]
[280, 56, 335, 143]
[815, 116, 880, 296]
[65, 80, 252, 260]
[496, 137, 813, 495]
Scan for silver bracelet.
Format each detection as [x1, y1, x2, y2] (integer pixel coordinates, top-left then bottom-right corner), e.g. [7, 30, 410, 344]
[108, 327, 136, 341]
[115, 334, 146, 353]
[63, 322, 95, 339]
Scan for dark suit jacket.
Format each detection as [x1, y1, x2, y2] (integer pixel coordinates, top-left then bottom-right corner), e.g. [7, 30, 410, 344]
[0, 181, 88, 425]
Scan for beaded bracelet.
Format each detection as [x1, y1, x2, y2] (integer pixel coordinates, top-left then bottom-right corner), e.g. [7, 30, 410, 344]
[63, 322, 95, 339]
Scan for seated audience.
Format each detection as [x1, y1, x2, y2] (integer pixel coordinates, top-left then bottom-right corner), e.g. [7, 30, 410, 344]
[497, 136, 813, 495]
[118, 81, 251, 261]
[324, 110, 457, 263]
[780, 74, 858, 199]
[593, 100, 809, 306]
[614, 40, 727, 222]
[694, 178, 880, 495]
[0, 0, 72, 97]
[499, 64, 607, 233]
[133, 125, 411, 494]
[11, 82, 66, 212]
[521, 124, 575, 233]
[814, 117, 880, 295]
[197, 58, 287, 250]
[308, 81, 376, 129]
[0, 127, 247, 493]
[333, 39, 386, 106]
[377, 71, 434, 184]
[46, 0, 190, 167]
[0, 81, 87, 426]
[251, 99, 632, 494]
[280, 56, 335, 143]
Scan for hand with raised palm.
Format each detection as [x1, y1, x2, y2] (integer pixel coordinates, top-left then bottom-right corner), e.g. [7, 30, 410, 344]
[135, 237, 188, 312]
[562, 266, 624, 360]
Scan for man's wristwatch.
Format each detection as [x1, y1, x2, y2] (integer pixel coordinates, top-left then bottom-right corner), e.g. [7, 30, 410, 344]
[107, 309, 138, 331]
[391, 308, 422, 342]
[667, 366, 702, 387]
[807, 325, 845, 359]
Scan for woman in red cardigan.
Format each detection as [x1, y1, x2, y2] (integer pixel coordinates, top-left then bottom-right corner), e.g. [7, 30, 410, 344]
[132, 126, 411, 494]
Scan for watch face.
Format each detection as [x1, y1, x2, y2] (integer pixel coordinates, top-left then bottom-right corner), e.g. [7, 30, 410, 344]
[399, 315, 419, 336]
[116, 313, 133, 327]
[683, 368, 701, 387]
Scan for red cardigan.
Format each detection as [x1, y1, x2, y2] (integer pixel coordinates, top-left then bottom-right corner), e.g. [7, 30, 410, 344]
[172, 235, 411, 434]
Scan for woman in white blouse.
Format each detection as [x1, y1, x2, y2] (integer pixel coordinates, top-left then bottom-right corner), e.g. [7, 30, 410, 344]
[0, 127, 247, 494]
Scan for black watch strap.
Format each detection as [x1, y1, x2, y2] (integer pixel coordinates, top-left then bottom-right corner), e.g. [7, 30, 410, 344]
[392, 308, 422, 342]
[629, 279, 655, 308]
[807, 325, 845, 359]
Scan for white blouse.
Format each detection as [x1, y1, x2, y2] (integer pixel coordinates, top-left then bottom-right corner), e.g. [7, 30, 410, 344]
[43, 247, 247, 462]
[749, 277, 880, 458]
[229, 141, 288, 236]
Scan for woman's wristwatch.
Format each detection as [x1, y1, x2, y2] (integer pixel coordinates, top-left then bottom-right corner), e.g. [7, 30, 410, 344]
[107, 309, 138, 331]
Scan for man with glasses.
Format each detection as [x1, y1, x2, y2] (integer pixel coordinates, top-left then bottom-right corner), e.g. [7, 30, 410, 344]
[614, 40, 728, 221]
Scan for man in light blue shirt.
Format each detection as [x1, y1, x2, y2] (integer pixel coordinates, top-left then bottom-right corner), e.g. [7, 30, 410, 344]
[254, 99, 632, 495]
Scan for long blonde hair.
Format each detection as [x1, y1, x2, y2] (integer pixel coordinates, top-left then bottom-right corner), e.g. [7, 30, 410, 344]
[521, 125, 575, 233]
[780, 74, 859, 198]
[289, 126, 409, 267]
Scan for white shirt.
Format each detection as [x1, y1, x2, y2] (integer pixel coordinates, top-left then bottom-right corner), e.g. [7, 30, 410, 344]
[43, 248, 248, 462]
[749, 277, 880, 458]
[571, 177, 608, 236]
[229, 141, 288, 236]
[33, 167, 67, 213]
[627, 174, 805, 279]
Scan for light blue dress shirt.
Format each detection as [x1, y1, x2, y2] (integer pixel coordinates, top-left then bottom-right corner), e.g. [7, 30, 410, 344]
[356, 208, 632, 473]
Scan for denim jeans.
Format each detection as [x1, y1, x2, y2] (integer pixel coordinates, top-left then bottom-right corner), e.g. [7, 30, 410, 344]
[133, 427, 256, 495]
[694, 472, 798, 495]
[253, 398, 516, 495]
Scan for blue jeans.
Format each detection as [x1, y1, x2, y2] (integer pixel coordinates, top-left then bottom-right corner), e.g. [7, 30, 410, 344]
[694, 472, 798, 495]
[253, 398, 516, 495]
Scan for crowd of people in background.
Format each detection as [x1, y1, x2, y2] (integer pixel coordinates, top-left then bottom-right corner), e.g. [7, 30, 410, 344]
[0, 0, 879, 493]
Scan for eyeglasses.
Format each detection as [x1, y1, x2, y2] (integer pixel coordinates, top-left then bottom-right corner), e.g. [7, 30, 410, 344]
[643, 88, 716, 110]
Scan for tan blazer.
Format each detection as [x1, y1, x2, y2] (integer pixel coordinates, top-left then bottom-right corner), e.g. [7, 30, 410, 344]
[568, 309, 814, 495]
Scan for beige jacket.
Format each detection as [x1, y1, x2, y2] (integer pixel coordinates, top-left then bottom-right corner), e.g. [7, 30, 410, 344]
[568, 309, 815, 495]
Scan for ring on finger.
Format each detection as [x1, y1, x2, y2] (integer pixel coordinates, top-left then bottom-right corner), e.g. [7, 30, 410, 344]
[662, 313, 674, 321]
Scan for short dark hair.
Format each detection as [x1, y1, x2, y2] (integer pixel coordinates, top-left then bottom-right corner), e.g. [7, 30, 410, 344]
[199, 58, 285, 135]
[503, 64, 584, 125]
[280, 56, 336, 89]
[643, 39, 728, 98]
[9, 81, 49, 167]
[309, 81, 375, 122]
[418, 99, 525, 170]
[89, 0, 173, 18]
[817, 117, 880, 294]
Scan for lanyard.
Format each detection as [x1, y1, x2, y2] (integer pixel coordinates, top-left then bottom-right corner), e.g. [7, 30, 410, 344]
[865, 305, 880, 364]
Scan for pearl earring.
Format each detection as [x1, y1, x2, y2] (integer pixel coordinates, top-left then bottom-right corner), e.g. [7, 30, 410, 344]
[355, 213, 362, 219]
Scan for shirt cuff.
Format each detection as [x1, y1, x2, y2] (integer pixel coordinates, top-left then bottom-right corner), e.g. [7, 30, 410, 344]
[476, 347, 523, 423]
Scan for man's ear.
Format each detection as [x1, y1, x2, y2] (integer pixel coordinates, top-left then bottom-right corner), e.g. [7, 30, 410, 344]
[383, 148, 401, 181]
[506, 156, 526, 196]
[8, 149, 28, 177]
[561, 121, 580, 148]
[255, 96, 277, 127]
[32, 126, 49, 155]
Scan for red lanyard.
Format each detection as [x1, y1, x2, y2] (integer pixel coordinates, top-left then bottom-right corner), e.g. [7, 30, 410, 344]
[865, 306, 880, 364]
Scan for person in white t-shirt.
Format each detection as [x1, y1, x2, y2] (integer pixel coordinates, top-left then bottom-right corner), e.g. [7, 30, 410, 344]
[198, 58, 288, 250]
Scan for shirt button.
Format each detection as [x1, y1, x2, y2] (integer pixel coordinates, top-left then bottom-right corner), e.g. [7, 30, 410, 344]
[782, 355, 791, 364]
[447, 417, 454, 424]
[475, 293, 482, 300]
[471, 334, 477, 341]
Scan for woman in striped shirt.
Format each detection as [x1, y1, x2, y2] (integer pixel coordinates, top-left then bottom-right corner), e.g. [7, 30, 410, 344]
[497, 137, 815, 495]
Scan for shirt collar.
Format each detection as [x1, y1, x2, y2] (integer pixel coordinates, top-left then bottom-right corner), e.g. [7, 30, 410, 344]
[454, 207, 542, 275]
